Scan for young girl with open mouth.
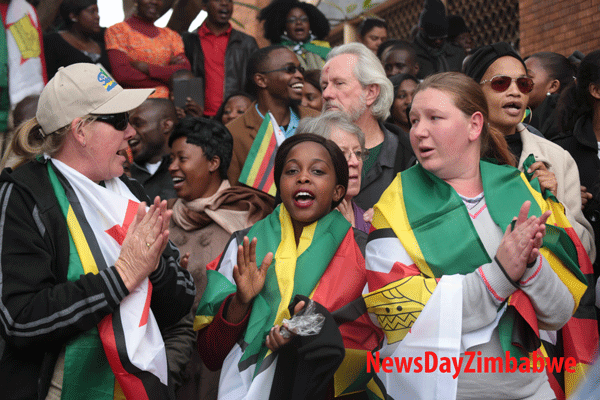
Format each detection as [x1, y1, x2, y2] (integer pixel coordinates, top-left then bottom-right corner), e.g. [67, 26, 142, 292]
[194, 133, 382, 400]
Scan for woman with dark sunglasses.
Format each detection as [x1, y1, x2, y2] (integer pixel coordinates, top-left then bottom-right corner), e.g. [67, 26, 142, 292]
[0, 63, 195, 399]
[258, 0, 331, 70]
[465, 42, 595, 262]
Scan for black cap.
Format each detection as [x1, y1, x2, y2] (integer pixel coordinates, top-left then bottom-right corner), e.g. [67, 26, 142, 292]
[419, 0, 448, 39]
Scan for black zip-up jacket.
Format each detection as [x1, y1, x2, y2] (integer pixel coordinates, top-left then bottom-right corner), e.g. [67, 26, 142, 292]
[181, 26, 258, 104]
[0, 159, 195, 399]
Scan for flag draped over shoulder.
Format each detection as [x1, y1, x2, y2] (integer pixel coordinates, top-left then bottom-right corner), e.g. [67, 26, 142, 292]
[47, 160, 170, 400]
[195, 205, 380, 399]
[238, 112, 285, 196]
[521, 155, 599, 399]
[364, 160, 595, 400]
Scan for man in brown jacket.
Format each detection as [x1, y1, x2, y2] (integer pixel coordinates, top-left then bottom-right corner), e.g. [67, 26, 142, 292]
[226, 45, 319, 185]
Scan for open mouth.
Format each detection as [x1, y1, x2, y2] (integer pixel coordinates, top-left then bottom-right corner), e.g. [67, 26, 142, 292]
[293, 190, 315, 207]
[291, 82, 304, 94]
[172, 176, 185, 188]
[128, 138, 140, 148]
[117, 149, 128, 159]
[418, 146, 434, 157]
[218, 10, 230, 18]
[502, 102, 522, 116]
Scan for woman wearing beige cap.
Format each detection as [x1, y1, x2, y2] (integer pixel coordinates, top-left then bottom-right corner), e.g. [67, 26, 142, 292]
[0, 63, 195, 400]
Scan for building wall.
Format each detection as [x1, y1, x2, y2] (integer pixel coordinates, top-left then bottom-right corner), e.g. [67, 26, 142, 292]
[326, 0, 520, 51]
[520, 0, 600, 57]
[233, 0, 272, 48]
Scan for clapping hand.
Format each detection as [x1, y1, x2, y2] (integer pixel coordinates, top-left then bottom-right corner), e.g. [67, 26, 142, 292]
[115, 197, 172, 291]
[495, 201, 551, 282]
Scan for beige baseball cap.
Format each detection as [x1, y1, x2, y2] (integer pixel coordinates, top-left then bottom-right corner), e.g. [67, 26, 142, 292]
[36, 63, 154, 135]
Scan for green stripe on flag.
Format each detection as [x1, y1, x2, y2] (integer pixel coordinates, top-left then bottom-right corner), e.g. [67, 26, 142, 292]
[400, 164, 490, 276]
[239, 113, 273, 186]
[47, 163, 115, 400]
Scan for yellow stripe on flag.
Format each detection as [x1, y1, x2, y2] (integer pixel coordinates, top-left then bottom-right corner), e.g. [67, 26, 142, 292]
[539, 247, 586, 313]
[565, 362, 589, 397]
[273, 206, 316, 327]
[334, 348, 368, 396]
[520, 174, 586, 311]
[366, 378, 385, 400]
[247, 123, 274, 187]
[193, 315, 215, 331]
[66, 207, 99, 274]
[373, 173, 434, 278]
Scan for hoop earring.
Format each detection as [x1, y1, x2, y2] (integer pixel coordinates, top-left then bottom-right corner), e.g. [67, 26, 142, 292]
[524, 107, 533, 124]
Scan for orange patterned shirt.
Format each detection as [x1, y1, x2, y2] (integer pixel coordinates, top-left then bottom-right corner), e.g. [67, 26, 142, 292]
[105, 18, 186, 98]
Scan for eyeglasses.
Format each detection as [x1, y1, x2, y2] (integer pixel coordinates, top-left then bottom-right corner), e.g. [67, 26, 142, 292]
[480, 75, 534, 94]
[93, 112, 130, 131]
[259, 64, 305, 75]
[343, 149, 368, 162]
[286, 16, 309, 24]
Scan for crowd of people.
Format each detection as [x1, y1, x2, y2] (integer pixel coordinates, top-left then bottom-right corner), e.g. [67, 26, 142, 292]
[0, 0, 598, 399]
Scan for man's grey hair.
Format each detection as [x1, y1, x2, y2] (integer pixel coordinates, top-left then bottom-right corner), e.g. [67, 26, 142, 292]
[326, 43, 393, 121]
[297, 111, 366, 152]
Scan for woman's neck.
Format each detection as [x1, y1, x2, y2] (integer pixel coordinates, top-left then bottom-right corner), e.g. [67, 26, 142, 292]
[493, 122, 518, 137]
[131, 13, 154, 25]
[444, 165, 483, 198]
[66, 26, 93, 43]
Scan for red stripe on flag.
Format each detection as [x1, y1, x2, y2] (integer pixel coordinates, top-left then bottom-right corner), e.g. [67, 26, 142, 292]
[262, 163, 276, 194]
[313, 229, 383, 352]
[546, 361, 566, 400]
[564, 226, 594, 275]
[255, 133, 277, 191]
[98, 315, 150, 400]
[105, 200, 139, 246]
[139, 281, 153, 327]
[509, 290, 539, 337]
[366, 262, 420, 292]
[562, 317, 599, 365]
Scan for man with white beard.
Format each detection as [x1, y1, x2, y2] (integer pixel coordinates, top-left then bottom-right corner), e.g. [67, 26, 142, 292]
[321, 43, 415, 210]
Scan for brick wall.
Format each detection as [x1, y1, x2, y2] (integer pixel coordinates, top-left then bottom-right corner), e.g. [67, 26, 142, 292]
[520, 0, 600, 57]
[233, 0, 272, 48]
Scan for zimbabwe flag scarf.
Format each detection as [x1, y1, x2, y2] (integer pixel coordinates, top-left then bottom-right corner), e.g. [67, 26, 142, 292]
[369, 159, 595, 398]
[47, 160, 170, 400]
[195, 205, 354, 397]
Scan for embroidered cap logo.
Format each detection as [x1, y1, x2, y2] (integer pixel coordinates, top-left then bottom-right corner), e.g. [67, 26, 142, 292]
[97, 68, 117, 92]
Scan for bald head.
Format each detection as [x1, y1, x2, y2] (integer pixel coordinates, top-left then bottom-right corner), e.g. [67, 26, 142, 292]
[129, 99, 178, 165]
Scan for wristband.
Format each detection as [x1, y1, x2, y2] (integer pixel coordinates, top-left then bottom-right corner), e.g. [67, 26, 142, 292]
[494, 256, 520, 289]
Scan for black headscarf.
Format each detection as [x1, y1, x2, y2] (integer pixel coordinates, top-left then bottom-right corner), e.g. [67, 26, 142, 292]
[463, 42, 526, 83]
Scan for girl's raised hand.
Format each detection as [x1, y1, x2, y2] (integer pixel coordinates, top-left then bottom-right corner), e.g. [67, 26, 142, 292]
[233, 236, 273, 305]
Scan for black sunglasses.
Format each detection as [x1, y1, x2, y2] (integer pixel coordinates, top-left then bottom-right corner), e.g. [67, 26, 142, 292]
[259, 64, 305, 75]
[93, 112, 129, 131]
